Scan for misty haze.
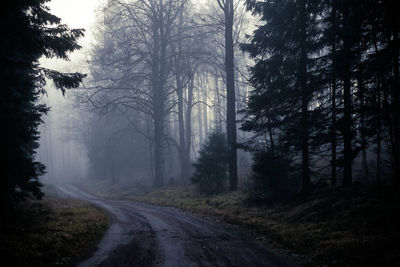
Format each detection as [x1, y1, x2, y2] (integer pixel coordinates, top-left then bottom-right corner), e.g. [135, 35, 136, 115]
[1, 0, 400, 266]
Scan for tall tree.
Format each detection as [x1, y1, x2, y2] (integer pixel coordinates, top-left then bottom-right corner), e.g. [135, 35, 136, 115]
[87, 0, 188, 187]
[217, 0, 238, 191]
[0, 0, 84, 209]
[338, 0, 355, 186]
[242, 0, 323, 193]
[329, 0, 338, 187]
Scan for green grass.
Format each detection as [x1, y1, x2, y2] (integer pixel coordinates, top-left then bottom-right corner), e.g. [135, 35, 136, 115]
[83, 182, 400, 266]
[0, 196, 108, 267]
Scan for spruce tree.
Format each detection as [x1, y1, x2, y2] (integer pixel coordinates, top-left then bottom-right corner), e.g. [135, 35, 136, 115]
[241, 0, 324, 194]
[0, 0, 85, 209]
[191, 132, 228, 195]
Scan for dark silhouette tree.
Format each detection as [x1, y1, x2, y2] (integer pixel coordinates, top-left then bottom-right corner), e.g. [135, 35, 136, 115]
[241, 0, 324, 194]
[0, 0, 84, 210]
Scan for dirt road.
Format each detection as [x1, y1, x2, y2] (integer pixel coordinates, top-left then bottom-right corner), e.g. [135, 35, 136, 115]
[55, 185, 296, 267]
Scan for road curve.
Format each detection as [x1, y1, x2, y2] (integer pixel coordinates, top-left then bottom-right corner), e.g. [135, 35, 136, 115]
[54, 185, 296, 267]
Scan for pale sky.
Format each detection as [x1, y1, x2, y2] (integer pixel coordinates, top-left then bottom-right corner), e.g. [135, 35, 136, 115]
[40, 0, 102, 72]
[47, 0, 99, 29]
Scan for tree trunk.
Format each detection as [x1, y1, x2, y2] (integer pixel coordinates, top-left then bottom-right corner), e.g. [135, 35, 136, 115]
[377, 90, 382, 184]
[359, 76, 368, 179]
[174, 8, 189, 182]
[299, 0, 311, 193]
[197, 88, 203, 147]
[224, 0, 238, 191]
[331, 81, 337, 187]
[392, 27, 400, 184]
[331, 0, 337, 187]
[177, 74, 188, 181]
[203, 74, 209, 138]
[343, 67, 352, 186]
[154, 114, 164, 187]
[151, 8, 167, 187]
[153, 74, 165, 186]
[214, 70, 222, 130]
[185, 71, 194, 175]
[342, 3, 353, 186]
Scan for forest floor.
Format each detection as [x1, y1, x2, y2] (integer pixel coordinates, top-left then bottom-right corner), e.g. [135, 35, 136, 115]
[84, 182, 400, 266]
[0, 186, 108, 267]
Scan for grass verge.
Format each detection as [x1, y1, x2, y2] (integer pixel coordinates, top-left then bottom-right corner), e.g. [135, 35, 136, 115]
[83, 181, 400, 266]
[0, 195, 108, 267]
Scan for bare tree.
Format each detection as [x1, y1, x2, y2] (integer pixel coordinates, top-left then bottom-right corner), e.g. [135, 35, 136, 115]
[84, 0, 188, 186]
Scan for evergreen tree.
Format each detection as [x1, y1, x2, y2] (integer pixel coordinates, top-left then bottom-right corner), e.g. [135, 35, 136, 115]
[0, 0, 85, 209]
[241, 0, 324, 194]
[191, 132, 228, 194]
[242, 0, 400, 192]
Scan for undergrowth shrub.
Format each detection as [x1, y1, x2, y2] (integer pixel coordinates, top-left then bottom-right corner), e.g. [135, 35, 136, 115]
[191, 132, 228, 195]
[246, 149, 296, 203]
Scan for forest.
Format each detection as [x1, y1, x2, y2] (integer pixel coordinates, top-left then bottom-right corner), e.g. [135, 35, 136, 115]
[1, 0, 400, 266]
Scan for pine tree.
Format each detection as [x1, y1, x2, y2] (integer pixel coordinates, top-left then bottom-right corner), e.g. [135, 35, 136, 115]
[0, 0, 85, 209]
[241, 0, 324, 194]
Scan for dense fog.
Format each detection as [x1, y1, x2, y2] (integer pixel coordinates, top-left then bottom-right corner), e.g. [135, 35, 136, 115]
[37, 0, 396, 190]
[37, 0, 254, 187]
